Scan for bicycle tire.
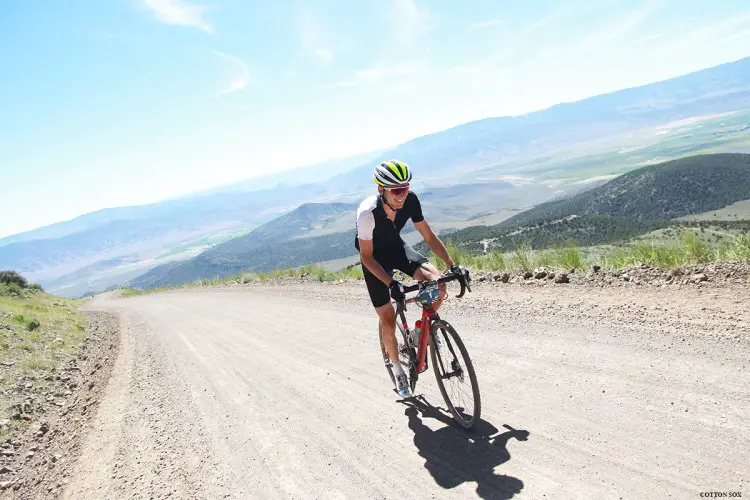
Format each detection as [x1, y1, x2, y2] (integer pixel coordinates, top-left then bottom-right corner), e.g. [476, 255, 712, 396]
[379, 322, 418, 394]
[429, 319, 481, 429]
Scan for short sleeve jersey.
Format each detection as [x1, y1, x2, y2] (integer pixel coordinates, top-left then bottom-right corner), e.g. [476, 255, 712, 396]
[354, 192, 424, 254]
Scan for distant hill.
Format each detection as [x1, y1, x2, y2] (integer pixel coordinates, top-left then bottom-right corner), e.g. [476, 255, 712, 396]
[437, 153, 750, 252]
[219, 202, 357, 249]
[435, 215, 672, 254]
[0, 151, 371, 249]
[130, 231, 356, 290]
[188, 150, 384, 196]
[129, 202, 357, 289]
[0, 190, 299, 273]
[502, 154, 750, 225]
[332, 57, 750, 190]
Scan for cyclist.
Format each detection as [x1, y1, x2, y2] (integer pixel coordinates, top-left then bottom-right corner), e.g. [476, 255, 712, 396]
[355, 160, 463, 398]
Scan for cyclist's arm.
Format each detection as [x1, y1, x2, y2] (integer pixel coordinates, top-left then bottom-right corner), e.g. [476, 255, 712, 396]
[414, 220, 455, 268]
[358, 238, 395, 286]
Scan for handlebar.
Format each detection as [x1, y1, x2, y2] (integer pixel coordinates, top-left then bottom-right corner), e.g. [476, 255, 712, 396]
[396, 268, 472, 312]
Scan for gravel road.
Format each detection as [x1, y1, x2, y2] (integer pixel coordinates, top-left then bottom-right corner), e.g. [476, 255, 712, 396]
[62, 279, 749, 499]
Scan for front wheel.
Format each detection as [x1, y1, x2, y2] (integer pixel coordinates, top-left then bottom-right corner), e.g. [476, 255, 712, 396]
[430, 319, 481, 429]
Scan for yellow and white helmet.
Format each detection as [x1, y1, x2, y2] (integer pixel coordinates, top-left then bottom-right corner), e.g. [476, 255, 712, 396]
[373, 160, 412, 187]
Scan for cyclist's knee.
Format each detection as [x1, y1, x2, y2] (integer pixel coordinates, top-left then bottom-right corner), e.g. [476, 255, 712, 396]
[375, 302, 396, 324]
[414, 262, 440, 281]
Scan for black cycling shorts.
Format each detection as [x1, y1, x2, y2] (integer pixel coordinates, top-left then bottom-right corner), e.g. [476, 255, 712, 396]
[361, 242, 428, 308]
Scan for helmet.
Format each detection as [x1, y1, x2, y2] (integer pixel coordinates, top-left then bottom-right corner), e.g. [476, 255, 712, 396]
[373, 160, 412, 187]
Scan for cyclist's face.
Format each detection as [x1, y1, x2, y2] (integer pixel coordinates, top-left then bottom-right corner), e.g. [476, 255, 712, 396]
[383, 185, 409, 208]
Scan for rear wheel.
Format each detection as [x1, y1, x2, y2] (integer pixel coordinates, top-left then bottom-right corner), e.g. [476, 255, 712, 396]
[430, 319, 481, 429]
[379, 322, 417, 395]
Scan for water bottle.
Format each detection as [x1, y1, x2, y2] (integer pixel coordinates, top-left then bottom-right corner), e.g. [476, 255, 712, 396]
[412, 319, 422, 345]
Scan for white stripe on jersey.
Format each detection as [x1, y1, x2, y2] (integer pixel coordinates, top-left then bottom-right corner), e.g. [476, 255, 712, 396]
[355, 195, 377, 240]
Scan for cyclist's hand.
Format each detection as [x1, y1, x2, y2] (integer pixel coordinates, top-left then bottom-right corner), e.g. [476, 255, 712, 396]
[450, 264, 472, 295]
[389, 280, 405, 302]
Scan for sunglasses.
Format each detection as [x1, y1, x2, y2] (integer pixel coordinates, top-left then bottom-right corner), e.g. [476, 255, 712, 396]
[384, 185, 409, 196]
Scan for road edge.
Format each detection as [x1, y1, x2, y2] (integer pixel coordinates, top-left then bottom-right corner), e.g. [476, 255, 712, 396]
[0, 311, 120, 499]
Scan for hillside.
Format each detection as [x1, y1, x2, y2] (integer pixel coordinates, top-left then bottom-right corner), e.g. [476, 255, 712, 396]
[501, 154, 750, 225]
[434, 215, 672, 253]
[130, 231, 356, 289]
[436, 154, 750, 252]
[128, 202, 357, 289]
[220, 202, 357, 248]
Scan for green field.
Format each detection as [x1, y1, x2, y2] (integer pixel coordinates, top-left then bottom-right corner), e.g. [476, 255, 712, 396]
[155, 228, 252, 260]
[476, 110, 750, 184]
[677, 199, 750, 221]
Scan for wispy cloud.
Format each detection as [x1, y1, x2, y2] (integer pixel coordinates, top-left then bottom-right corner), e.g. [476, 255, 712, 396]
[321, 63, 424, 89]
[141, 0, 212, 33]
[311, 48, 334, 66]
[298, 8, 335, 66]
[453, 0, 581, 77]
[635, 33, 662, 45]
[470, 19, 503, 30]
[212, 51, 249, 95]
[451, 0, 663, 80]
[319, 0, 432, 92]
[571, 0, 665, 56]
[391, 0, 432, 47]
[717, 28, 750, 45]
[651, 13, 750, 56]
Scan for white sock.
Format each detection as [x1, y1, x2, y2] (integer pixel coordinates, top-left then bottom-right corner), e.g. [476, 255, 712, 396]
[391, 361, 405, 377]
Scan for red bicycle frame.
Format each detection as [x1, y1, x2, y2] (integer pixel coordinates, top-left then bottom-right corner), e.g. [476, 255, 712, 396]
[399, 296, 441, 373]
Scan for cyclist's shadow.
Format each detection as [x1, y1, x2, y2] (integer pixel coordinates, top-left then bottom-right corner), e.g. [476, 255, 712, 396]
[402, 396, 529, 499]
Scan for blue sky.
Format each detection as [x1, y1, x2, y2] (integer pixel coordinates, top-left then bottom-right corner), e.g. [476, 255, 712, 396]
[1, 0, 750, 238]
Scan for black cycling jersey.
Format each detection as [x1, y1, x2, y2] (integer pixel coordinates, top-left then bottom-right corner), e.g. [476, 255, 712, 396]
[354, 191, 424, 256]
[355, 191, 428, 308]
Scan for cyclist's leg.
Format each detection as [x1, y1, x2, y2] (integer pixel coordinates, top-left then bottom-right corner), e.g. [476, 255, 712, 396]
[361, 260, 399, 364]
[376, 303, 399, 364]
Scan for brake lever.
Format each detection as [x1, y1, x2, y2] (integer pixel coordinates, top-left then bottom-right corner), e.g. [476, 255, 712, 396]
[456, 277, 466, 298]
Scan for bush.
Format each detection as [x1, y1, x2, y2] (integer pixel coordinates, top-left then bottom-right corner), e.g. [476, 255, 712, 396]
[512, 242, 534, 271]
[0, 283, 24, 297]
[26, 283, 45, 293]
[0, 270, 28, 288]
[680, 229, 712, 264]
[553, 240, 585, 270]
[717, 233, 750, 262]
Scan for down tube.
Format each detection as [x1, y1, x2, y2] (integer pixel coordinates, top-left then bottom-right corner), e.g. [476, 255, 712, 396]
[417, 310, 432, 372]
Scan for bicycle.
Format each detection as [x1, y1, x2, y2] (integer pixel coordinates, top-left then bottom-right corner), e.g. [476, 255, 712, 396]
[378, 268, 481, 430]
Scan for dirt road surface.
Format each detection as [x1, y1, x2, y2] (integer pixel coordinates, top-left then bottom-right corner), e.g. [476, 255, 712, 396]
[63, 280, 749, 499]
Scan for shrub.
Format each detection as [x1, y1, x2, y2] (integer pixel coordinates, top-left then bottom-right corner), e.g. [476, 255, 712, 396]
[554, 240, 585, 270]
[680, 229, 712, 264]
[0, 283, 24, 297]
[511, 242, 534, 271]
[0, 270, 28, 288]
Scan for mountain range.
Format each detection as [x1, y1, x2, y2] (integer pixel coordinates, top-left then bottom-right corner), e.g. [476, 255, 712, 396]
[2, 56, 750, 297]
